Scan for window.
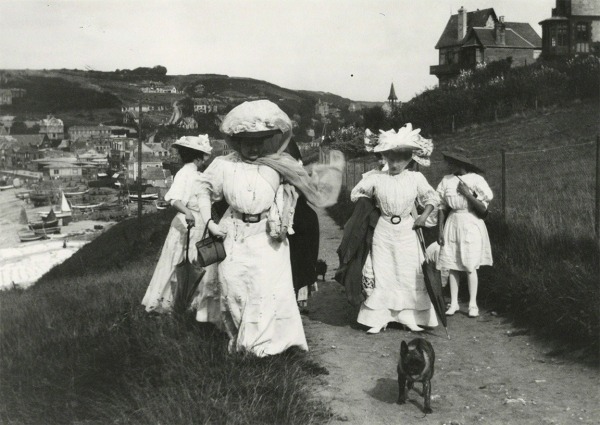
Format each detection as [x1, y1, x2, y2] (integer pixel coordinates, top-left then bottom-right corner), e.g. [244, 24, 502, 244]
[557, 24, 568, 46]
[53, 169, 59, 175]
[575, 22, 590, 52]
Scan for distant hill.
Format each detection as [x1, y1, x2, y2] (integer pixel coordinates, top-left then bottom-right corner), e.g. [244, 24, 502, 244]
[0, 68, 382, 140]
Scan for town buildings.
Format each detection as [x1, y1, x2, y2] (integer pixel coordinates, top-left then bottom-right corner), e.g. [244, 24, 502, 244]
[430, 7, 542, 85]
[539, 0, 600, 57]
[39, 115, 64, 140]
[68, 125, 112, 141]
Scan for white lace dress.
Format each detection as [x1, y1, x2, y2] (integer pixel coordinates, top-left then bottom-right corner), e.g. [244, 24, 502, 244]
[350, 170, 440, 329]
[199, 155, 308, 357]
[436, 173, 493, 272]
[142, 163, 219, 322]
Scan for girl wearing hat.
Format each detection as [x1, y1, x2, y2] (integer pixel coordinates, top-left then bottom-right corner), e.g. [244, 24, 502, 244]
[350, 124, 440, 334]
[197, 100, 343, 356]
[436, 152, 493, 318]
[142, 135, 219, 322]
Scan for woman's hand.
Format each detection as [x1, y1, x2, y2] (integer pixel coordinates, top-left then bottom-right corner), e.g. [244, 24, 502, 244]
[438, 234, 445, 246]
[413, 215, 428, 229]
[184, 211, 196, 227]
[208, 221, 227, 238]
[457, 181, 472, 197]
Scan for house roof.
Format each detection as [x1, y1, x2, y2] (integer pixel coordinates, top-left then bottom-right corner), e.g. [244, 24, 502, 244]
[436, 8, 496, 48]
[148, 143, 168, 153]
[463, 25, 541, 49]
[142, 167, 172, 180]
[44, 162, 82, 169]
[11, 134, 45, 147]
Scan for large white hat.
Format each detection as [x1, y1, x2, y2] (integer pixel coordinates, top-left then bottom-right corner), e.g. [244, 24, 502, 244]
[220, 100, 292, 138]
[373, 123, 433, 166]
[172, 134, 212, 154]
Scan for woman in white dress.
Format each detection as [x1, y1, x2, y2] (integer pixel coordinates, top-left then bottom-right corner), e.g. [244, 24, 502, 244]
[198, 100, 343, 357]
[351, 124, 440, 334]
[436, 152, 493, 318]
[142, 135, 219, 319]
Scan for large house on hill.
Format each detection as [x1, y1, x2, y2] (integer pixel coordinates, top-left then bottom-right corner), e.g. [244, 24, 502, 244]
[539, 0, 600, 57]
[430, 7, 542, 85]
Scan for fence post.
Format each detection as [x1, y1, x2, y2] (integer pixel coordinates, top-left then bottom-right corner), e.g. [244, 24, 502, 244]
[501, 149, 507, 219]
[452, 115, 455, 133]
[595, 135, 600, 253]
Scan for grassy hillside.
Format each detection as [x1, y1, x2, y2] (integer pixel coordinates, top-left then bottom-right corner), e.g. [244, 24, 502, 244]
[0, 211, 330, 424]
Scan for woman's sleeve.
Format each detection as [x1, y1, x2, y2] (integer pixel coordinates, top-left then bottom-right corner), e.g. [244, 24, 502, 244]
[164, 168, 188, 205]
[474, 175, 493, 207]
[416, 172, 440, 208]
[436, 177, 448, 208]
[198, 157, 225, 211]
[350, 175, 376, 202]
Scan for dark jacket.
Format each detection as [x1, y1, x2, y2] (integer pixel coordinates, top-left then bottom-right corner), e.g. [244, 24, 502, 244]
[334, 197, 380, 306]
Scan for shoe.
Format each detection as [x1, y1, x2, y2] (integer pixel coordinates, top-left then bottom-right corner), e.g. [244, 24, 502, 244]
[445, 305, 459, 316]
[366, 324, 387, 334]
[406, 323, 424, 332]
[468, 306, 479, 318]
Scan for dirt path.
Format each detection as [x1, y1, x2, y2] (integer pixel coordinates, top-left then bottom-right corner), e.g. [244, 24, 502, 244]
[303, 208, 599, 425]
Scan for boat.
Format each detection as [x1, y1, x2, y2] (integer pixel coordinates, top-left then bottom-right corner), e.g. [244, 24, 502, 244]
[71, 202, 104, 210]
[18, 229, 46, 242]
[0, 184, 15, 191]
[155, 200, 170, 210]
[63, 189, 89, 197]
[15, 191, 31, 200]
[29, 208, 59, 230]
[37, 191, 72, 224]
[29, 190, 56, 207]
[32, 226, 61, 236]
[129, 192, 158, 202]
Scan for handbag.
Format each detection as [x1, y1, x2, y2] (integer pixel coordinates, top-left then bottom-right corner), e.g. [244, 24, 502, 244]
[195, 219, 227, 267]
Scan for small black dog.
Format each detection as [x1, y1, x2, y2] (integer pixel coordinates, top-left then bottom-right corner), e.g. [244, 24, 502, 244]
[315, 259, 327, 281]
[397, 337, 435, 414]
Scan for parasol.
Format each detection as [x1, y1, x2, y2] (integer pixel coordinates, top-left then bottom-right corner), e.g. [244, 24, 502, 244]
[415, 227, 450, 339]
[173, 225, 205, 315]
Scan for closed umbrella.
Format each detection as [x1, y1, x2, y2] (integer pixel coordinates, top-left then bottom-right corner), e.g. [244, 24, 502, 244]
[173, 225, 205, 314]
[416, 227, 450, 339]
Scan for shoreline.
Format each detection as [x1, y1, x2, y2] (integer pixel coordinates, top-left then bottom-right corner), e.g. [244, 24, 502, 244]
[0, 187, 117, 290]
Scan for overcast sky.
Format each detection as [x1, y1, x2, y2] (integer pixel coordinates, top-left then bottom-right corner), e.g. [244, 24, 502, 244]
[1, 0, 554, 102]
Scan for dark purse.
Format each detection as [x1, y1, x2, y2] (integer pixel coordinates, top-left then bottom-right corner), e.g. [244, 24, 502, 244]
[195, 219, 226, 267]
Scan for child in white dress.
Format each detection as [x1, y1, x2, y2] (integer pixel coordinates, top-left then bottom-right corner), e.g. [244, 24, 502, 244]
[436, 152, 493, 318]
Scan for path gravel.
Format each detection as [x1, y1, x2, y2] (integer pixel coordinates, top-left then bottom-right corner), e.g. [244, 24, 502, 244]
[303, 208, 599, 425]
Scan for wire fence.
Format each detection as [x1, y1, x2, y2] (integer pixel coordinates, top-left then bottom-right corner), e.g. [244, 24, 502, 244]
[321, 137, 600, 245]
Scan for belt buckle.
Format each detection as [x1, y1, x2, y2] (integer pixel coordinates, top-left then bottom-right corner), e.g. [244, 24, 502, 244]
[390, 215, 401, 224]
[243, 213, 260, 223]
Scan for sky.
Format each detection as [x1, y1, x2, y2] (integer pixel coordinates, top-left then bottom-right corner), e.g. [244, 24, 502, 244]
[0, 0, 555, 102]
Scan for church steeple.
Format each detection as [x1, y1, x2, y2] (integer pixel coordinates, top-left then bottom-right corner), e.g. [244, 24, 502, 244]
[387, 83, 398, 107]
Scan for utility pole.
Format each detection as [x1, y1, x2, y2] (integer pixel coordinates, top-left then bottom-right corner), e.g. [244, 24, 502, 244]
[137, 99, 143, 221]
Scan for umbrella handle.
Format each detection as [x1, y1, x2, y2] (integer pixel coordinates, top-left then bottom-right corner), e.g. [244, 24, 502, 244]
[185, 224, 192, 263]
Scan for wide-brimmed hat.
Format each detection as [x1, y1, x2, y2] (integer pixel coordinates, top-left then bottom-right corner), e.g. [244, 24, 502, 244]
[172, 134, 212, 155]
[441, 151, 484, 174]
[220, 100, 292, 139]
[373, 124, 433, 166]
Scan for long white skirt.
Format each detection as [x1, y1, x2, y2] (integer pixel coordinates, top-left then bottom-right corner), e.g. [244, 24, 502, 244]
[142, 212, 219, 323]
[218, 214, 308, 357]
[438, 210, 493, 272]
[357, 216, 438, 329]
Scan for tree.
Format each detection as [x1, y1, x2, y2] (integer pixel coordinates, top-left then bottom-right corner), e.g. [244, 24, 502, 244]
[363, 106, 389, 132]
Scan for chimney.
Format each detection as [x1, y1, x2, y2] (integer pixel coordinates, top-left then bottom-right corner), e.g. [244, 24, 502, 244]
[457, 6, 467, 40]
[495, 16, 506, 45]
